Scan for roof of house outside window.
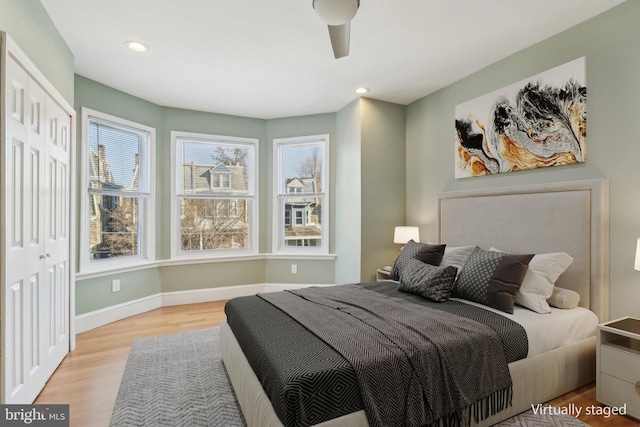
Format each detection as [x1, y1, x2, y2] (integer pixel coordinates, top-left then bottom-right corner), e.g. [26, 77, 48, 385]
[182, 162, 247, 194]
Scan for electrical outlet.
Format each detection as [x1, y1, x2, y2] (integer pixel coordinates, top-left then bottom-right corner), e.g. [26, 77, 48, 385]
[112, 279, 120, 292]
[291, 264, 297, 274]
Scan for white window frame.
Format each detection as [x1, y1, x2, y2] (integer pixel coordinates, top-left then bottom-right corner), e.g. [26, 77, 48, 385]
[273, 134, 329, 254]
[80, 108, 156, 274]
[171, 131, 259, 259]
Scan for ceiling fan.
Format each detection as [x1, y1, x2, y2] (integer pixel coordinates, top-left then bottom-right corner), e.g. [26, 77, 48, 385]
[312, 0, 360, 59]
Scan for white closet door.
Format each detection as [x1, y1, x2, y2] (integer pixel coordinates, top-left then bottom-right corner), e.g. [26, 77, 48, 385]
[2, 52, 70, 404]
[42, 95, 71, 382]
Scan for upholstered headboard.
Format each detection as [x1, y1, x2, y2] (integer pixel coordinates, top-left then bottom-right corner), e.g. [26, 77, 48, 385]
[437, 179, 609, 321]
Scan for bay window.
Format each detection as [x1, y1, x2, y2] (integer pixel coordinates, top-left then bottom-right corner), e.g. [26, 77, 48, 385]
[172, 132, 257, 257]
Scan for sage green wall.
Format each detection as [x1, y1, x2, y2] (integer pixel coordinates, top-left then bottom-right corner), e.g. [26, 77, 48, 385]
[161, 260, 265, 292]
[334, 99, 362, 284]
[405, 0, 640, 320]
[333, 98, 406, 284]
[265, 113, 337, 284]
[0, 0, 74, 104]
[160, 107, 268, 256]
[73, 76, 345, 313]
[159, 108, 268, 291]
[360, 98, 406, 282]
[76, 268, 162, 313]
[74, 76, 164, 314]
[265, 259, 335, 285]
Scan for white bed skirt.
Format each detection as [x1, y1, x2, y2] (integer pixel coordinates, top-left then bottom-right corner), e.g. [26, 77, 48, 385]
[220, 320, 596, 427]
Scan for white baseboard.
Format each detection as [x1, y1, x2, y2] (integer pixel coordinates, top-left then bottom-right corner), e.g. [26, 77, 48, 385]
[75, 283, 335, 333]
[75, 294, 162, 333]
[161, 284, 264, 306]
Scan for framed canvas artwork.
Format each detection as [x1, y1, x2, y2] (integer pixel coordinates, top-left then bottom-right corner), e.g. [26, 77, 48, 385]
[455, 57, 586, 178]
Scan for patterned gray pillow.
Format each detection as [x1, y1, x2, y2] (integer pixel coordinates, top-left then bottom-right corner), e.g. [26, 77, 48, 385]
[389, 240, 425, 280]
[397, 259, 458, 302]
[453, 247, 506, 304]
[453, 247, 534, 313]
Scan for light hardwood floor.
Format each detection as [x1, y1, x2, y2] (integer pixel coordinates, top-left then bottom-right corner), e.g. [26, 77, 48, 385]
[35, 301, 638, 427]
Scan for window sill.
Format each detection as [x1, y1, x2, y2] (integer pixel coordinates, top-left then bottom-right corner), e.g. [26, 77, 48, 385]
[161, 254, 265, 267]
[76, 260, 161, 281]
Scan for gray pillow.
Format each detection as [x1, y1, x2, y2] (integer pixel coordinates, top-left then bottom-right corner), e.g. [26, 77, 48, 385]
[454, 247, 534, 314]
[390, 240, 425, 280]
[398, 259, 458, 302]
[486, 254, 534, 314]
[453, 247, 506, 304]
[414, 244, 446, 266]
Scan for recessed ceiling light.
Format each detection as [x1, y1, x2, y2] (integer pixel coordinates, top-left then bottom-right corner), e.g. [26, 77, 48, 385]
[355, 87, 369, 95]
[126, 41, 149, 53]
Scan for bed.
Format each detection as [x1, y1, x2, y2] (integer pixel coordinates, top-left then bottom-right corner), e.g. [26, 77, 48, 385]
[220, 179, 609, 427]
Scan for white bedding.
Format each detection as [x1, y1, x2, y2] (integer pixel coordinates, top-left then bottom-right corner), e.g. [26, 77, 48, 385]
[451, 297, 599, 358]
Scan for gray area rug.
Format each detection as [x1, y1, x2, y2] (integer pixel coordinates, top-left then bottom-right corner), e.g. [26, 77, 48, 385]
[111, 328, 589, 427]
[110, 328, 245, 427]
[493, 406, 590, 426]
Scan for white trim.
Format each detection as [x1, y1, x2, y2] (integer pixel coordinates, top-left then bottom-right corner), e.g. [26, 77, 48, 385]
[272, 134, 330, 255]
[75, 260, 163, 281]
[160, 254, 265, 267]
[5, 36, 74, 114]
[68, 97, 78, 351]
[170, 130, 259, 259]
[79, 108, 156, 274]
[76, 282, 335, 332]
[263, 253, 336, 260]
[2, 33, 78, 387]
[75, 294, 162, 333]
[161, 284, 264, 306]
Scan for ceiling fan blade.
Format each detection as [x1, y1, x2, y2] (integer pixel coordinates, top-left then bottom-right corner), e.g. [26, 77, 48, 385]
[327, 22, 350, 59]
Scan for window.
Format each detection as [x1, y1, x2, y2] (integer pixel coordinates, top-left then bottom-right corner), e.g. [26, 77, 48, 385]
[172, 132, 257, 256]
[81, 109, 155, 271]
[273, 135, 329, 253]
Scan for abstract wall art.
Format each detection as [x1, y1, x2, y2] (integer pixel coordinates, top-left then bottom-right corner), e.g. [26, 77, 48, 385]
[454, 57, 586, 178]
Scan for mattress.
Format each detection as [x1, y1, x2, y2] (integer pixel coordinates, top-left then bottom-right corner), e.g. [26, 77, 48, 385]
[224, 282, 597, 427]
[451, 298, 599, 357]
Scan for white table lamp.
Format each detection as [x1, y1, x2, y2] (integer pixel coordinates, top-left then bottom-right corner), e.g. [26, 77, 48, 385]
[394, 226, 420, 245]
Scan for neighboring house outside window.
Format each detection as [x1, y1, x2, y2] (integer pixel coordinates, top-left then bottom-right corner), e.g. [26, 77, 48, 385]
[172, 132, 258, 257]
[81, 109, 155, 272]
[273, 135, 329, 253]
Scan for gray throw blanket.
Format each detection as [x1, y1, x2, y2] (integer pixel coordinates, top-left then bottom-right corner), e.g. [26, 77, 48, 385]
[260, 285, 513, 427]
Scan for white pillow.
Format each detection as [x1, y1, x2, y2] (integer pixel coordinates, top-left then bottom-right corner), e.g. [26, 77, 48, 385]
[547, 286, 580, 309]
[441, 245, 476, 279]
[490, 248, 573, 314]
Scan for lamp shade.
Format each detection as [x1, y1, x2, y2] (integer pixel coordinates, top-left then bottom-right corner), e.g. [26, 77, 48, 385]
[635, 238, 640, 271]
[394, 226, 420, 245]
[313, 0, 359, 25]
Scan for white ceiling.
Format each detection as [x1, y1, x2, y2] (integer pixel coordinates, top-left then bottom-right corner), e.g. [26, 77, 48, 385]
[41, 0, 625, 120]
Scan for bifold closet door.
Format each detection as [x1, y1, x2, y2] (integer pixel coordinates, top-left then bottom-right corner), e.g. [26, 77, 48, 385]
[2, 52, 70, 404]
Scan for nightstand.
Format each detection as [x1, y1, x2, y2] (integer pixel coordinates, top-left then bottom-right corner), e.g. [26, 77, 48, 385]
[597, 316, 640, 420]
[376, 267, 392, 281]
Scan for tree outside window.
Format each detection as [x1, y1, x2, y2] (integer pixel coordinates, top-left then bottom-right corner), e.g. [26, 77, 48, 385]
[174, 134, 257, 255]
